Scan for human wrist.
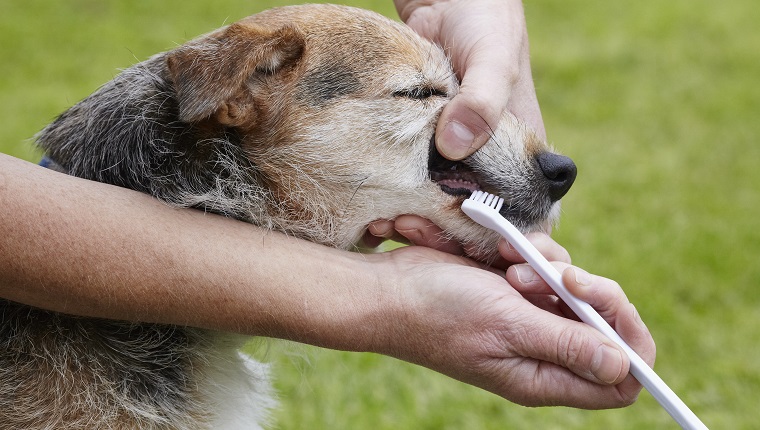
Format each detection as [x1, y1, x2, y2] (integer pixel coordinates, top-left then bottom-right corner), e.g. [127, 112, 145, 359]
[328, 251, 406, 356]
[253, 245, 399, 355]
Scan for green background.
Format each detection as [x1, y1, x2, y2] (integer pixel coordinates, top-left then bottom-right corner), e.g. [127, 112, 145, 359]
[2, 1, 758, 428]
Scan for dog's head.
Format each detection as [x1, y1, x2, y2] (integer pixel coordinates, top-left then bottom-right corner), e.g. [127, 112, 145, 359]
[39, 5, 576, 257]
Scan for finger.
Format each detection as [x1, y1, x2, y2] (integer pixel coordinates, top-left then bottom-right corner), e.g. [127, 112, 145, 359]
[434, 2, 547, 160]
[362, 219, 397, 248]
[505, 303, 630, 386]
[394, 215, 464, 255]
[509, 263, 634, 323]
[506, 263, 556, 296]
[436, 93, 503, 160]
[435, 50, 514, 160]
[510, 264, 656, 373]
[367, 219, 395, 238]
[434, 8, 523, 159]
[507, 263, 543, 290]
[365, 219, 416, 247]
[493, 358, 641, 409]
[564, 267, 656, 369]
[506, 263, 582, 319]
[616, 303, 656, 368]
[562, 267, 629, 324]
[498, 234, 571, 265]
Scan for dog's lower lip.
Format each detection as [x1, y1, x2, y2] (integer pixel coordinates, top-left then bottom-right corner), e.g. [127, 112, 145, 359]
[428, 134, 489, 197]
[435, 178, 480, 193]
[437, 183, 480, 197]
[429, 170, 482, 197]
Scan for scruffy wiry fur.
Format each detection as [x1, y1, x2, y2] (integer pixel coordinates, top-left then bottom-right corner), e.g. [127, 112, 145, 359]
[3, 5, 574, 429]
[37, 55, 271, 222]
[0, 300, 275, 429]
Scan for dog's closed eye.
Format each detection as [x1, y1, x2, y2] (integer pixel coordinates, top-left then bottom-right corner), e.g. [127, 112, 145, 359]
[392, 86, 447, 100]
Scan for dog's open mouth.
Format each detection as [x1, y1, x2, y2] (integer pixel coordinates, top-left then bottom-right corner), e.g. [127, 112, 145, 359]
[428, 135, 484, 197]
[426, 135, 553, 233]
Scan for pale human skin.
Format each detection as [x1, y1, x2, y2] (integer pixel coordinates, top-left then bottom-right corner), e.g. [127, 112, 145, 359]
[0, 154, 653, 408]
[0, 0, 655, 409]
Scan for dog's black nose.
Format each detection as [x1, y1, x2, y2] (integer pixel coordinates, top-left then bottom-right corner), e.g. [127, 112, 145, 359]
[536, 152, 577, 202]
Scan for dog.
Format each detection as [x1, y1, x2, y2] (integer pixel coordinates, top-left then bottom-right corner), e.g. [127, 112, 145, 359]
[1, 4, 576, 429]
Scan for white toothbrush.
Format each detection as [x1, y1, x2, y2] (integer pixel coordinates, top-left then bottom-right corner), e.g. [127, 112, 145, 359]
[461, 190, 708, 430]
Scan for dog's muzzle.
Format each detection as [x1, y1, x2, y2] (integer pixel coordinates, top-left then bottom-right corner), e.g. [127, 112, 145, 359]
[427, 133, 577, 231]
[427, 135, 576, 202]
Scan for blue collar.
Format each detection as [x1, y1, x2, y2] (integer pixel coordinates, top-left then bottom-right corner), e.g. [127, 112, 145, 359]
[39, 156, 66, 173]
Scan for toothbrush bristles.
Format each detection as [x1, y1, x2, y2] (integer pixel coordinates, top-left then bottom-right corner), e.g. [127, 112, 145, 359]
[469, 191, 504, 212]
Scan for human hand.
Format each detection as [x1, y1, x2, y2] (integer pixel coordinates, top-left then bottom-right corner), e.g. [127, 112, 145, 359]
[370, 0, 545, 251]
[369, 236, 654, 408]
[395, 0, 545, 160]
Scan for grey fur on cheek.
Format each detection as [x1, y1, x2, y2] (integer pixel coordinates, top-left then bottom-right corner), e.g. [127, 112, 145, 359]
[296, 65, 361, 105]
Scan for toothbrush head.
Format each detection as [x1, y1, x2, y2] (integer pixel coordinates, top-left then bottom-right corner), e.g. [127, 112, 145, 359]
[468, 190, 504, 212]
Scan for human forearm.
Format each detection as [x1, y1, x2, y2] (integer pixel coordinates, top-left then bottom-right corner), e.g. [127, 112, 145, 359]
[1, 154, 655, 409]
[0, 154, 386, 349]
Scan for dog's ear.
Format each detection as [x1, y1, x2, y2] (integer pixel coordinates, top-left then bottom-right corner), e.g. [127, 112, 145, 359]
[166, 22, 304, 125]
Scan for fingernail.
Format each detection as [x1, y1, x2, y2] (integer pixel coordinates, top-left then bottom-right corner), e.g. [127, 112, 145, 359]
[514, 264, 537, 284]
[591, 344, 625, 384]
[573, 267, 592, 288]
[368, 222, 393, 238]
[440, 121, 476, 159]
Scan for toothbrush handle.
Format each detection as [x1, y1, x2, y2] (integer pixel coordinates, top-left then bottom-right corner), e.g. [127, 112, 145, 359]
[464, 203, 708, 430]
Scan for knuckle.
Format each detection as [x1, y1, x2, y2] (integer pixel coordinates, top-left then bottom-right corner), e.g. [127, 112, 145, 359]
[585, 277, 628, 317]
[621, 391, 640, 406]
[555, 326, 587, 370]
[616, 383, 643, 407]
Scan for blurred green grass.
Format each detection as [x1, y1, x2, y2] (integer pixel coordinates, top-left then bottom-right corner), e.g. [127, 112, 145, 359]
[2, 1, 758, 428]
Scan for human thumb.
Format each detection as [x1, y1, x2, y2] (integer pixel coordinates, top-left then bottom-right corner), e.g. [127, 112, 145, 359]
[511, 309, 630, 385]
